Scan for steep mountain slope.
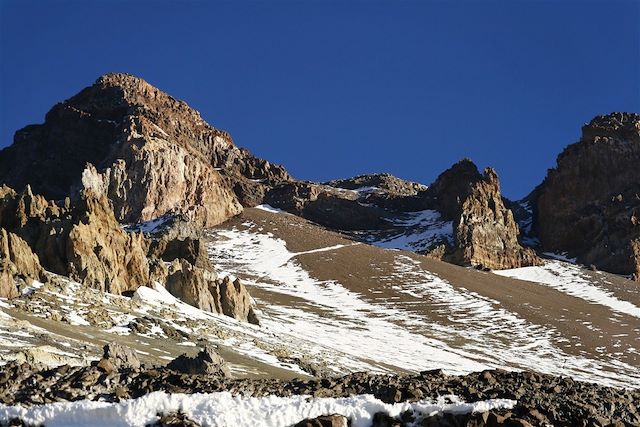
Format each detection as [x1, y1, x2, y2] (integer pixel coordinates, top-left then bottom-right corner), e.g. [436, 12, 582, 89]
[533, 112, 640, 279]
[0, 73, 289, 227]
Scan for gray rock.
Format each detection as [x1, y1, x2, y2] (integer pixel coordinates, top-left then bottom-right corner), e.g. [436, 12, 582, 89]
[97, 342, 141, 372]
[165, 346, 229, 377]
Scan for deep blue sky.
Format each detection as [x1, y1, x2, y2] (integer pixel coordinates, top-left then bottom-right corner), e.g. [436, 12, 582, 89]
[1, 0, 638, 198]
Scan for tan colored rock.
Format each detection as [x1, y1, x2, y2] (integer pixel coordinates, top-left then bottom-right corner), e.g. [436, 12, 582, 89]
[453, 168, 540, 270]
[0, 73, 291, 223]
[0, 228, 45, 298]
[166, 259, 259, 324]
[166, 259, 220, 313]
[218, 276, 260, 325]
[63, 165, 150, 294]
[0, 175, 149, 295]
[97, 132, 243, 227]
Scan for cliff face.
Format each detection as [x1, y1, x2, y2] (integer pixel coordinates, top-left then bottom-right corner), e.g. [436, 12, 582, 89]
[0, 73, 289, 226]
[424, 160, 540, 269]
[536, 112, 640, 278]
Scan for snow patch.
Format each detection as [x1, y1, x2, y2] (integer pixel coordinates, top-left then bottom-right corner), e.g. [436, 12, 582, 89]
[0, 392, 516, 427]
[255, 204, 288, 214]
[495, 261, 640, 319]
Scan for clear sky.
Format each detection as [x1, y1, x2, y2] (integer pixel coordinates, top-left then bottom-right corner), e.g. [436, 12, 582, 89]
[1, 0, 638, 199]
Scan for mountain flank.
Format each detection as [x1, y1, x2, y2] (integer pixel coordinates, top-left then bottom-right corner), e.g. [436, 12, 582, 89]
[1, 74, 637, 278]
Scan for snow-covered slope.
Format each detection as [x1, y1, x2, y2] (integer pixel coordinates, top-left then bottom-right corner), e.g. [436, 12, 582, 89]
[205, 208, 640, 388]
[1, 207, 639, 391]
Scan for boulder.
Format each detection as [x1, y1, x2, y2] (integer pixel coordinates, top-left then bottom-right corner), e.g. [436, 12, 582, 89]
[97, 342, 141, 372]
[166, 261, 260, 325]
[293, 415, 349, 427]
[166, 259, 220, 313]
[218, 276, 260, 325]
[165, 346, 229, 377]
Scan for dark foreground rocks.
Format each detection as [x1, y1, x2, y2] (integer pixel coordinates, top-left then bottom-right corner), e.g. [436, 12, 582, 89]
[0, 362, 638, 426]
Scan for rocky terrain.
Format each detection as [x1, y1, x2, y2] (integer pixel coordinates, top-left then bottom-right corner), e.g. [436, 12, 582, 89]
[0, 74, 639, 426]
[534, 112, 640, 279]
[2, 346, 639, 426]
[0, 73, 289, 227]
[0, 162, 258, 324]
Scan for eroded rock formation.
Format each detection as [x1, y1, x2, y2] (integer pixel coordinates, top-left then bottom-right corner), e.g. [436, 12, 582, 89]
[0, 228, 45, 298]
[424, 160, 540, 269]
[0, 73, 291, 226]
[166, 260, 260, 325]
[535, 112, 640, 278]
[0, 177, 259, 323]
[0, 173, 150, 295]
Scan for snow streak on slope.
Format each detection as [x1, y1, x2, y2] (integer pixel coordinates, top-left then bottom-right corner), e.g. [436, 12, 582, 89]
[208, 226, 488, 374]
[355, 210, 453, 252]
[384, 256, 639, 387]
[0, 392, 516, 427]
[495, 261, 640, 319]
[208, 222, 640, 388]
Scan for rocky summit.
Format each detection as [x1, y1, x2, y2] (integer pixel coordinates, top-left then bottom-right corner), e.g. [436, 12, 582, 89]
[0, 74, 639, 427]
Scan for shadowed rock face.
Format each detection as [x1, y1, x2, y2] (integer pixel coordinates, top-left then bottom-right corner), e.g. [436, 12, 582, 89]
[536, 112, 640, 278]
[264, 163, 537, 269]
[0, 73, 290, 226]
[166, 345, 230, 376]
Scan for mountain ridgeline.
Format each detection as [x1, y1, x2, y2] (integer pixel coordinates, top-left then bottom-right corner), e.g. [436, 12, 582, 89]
[0, 74, 638, 287]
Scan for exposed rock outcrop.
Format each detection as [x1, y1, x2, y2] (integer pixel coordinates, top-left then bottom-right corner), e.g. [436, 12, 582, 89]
[0, 173, 150, 295]
[166, 346, 230, 376]
[96, 342, 141, 373]
[0, 228, 45, 298]
[166, 260, 260, 325]
[218, 276, 260, 325]
[0, 73, 291, 226]
[265, 181, 393, 230]
[535, 112, 640, 278]
[264, 162, 537, 269]
[428, 162, 540, 269]
[0, 177, 261, 323]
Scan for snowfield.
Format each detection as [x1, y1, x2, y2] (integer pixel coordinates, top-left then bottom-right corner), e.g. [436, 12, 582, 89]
[0, 392, 516, 427]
